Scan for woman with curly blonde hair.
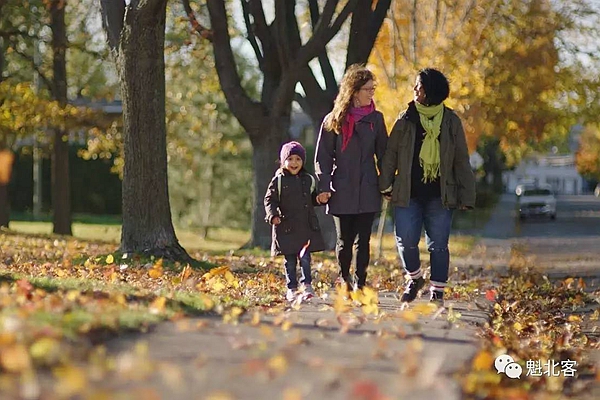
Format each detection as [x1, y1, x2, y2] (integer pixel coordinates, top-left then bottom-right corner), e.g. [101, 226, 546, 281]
[314, 64, 388, 291]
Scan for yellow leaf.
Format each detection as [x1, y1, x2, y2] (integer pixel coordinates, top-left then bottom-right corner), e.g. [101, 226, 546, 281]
[260, 325, 274, 339]
[106, 254, 114, 264]
[281, 320, 293, 331]
[205, 392, 234, 400]
[472, 350, 494, 371]
[513, 321, 523, 331]
[149, 266, 164, 279]
[0, 344, 32, 372]
[267, 354, 288, 374]
[66, 290, 80, 302]
[198, 293, 214, 310]
[412, 302, 438, 316]
[399, 310, 418, 323]
[0, 333, 16, 346]
[171, 276, 182, 285]
[250, 311, 261, 326]
[149, 297, 167, 314]
[114, 293, 127, 306]
[53, 365, 87, 398]
[283, 387, 303, 400]
[30, 338, 61, 364]
[180, 265, 192, 281]
[210, 280, 226, 292]
[567, 315, 582, 322]
[563, 277, 575, 287]
[224, 271, 235, 284]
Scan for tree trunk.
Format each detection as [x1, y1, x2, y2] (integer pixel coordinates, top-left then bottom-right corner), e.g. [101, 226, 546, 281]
[246, 125, 288, 249]
[116, 5, 190, 261]
[0, 147, 14, 228]
[0, 184, 8, 228]
[51, 130, 72, 234]
[50, 0, 72, 235]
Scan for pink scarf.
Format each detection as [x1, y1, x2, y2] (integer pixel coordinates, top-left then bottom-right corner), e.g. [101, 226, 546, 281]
[341, 100, 375, 151]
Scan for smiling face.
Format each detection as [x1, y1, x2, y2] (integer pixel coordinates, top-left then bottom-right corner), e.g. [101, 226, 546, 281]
[353, 79, 376, 107]
[413, 76, 426, 104]
[283, 154, 303, 175]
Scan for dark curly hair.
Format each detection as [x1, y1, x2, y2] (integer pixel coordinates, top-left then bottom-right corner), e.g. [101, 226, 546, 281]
[323, 64, 375, 134]
[418, 68, 450, 106]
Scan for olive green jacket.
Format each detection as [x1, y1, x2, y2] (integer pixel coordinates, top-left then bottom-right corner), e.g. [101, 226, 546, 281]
[379, 106, 476, 209]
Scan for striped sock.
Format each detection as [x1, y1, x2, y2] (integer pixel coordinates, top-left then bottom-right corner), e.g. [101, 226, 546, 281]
[429, 280, 446, 295]
[406, 268, 424, 281]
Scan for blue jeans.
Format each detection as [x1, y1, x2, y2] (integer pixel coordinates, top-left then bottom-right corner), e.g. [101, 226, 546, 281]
[284, 251, 312, 290]
[393, 197, 453, 284]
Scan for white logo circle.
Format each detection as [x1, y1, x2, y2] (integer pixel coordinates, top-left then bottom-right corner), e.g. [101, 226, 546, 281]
[504, 362, 523, 379]
[494, 354, 514, 374]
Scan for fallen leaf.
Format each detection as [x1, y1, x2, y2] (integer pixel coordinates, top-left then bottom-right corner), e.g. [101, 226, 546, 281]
[0, 344, 32, 372]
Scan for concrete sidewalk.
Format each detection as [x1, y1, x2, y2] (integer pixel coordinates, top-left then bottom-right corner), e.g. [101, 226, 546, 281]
[104, 293, 488, 400]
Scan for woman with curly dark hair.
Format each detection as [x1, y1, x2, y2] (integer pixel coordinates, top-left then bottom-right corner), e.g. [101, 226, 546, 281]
[314, 64, 388, 291]
[379, 68, 476, 306]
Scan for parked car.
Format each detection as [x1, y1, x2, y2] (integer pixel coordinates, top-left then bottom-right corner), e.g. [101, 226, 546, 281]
[595, 184, 600, 197]
[518, 186, 557, 220]
[515, 179, 535, 197]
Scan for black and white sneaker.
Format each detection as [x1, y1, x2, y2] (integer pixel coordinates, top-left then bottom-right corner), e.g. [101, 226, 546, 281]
[400, 277, 425, 303]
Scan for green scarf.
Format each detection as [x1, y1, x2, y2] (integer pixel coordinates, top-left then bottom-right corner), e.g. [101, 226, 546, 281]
[415, 102, 444, 183]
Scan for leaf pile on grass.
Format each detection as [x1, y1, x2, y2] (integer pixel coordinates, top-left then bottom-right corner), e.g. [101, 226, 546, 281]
[462, 255, 600, 398]
[0, 230, 483, 398]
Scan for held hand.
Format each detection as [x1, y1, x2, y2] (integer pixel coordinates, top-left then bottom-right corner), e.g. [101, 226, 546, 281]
[317, 192, 332, 204]
[271, 216, 281, 225]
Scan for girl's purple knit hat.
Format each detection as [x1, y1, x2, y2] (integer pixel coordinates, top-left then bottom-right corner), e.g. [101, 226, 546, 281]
[280, 141, 306, 164]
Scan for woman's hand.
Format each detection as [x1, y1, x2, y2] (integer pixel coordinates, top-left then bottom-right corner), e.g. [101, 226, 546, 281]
[317, 192, 332, 204]
[271, 216, 281, 225]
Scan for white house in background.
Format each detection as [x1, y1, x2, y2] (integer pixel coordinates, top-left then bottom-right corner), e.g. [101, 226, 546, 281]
[503, 153, 584, 195]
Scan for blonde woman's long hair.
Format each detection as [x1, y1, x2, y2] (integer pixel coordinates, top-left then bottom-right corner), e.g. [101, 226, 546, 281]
[323, 64, 375, 134]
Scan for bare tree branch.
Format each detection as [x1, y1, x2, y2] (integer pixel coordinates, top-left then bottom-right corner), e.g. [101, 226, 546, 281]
[274, 0, 302, 69]
[346, 0, 391, 68]
[308, 0, 337, 92]
[206, 0, 264, 134]
[248, 0, 280, 85]
[248, 0, 271, 48]
[310, 0, 339, 39]
[325, 0, 355, 40]
[298, 0, 356, 68]
[299, 66, 325, 102]
[181, 0, 213, 40]
[99, 0, 126, 51]
[240, 0, 264, 67]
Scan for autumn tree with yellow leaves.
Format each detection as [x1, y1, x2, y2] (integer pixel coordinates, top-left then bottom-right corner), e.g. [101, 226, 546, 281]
[371, 0, 600, 176]
[576, 124, 600, 180]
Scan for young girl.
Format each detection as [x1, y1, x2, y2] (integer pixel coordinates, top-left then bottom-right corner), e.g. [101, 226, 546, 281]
[264, 141, 326, 302]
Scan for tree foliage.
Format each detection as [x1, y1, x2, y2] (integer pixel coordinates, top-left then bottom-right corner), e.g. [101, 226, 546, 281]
[371, 0, 600, 167]
[576, 124, 600, 180]
[165, 6, 254, 232]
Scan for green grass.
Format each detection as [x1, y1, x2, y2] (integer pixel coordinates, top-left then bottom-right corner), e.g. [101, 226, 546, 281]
[7, 220, 250, 253]
[7, 219, 478, 259]
[10, 212, 122, 225]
